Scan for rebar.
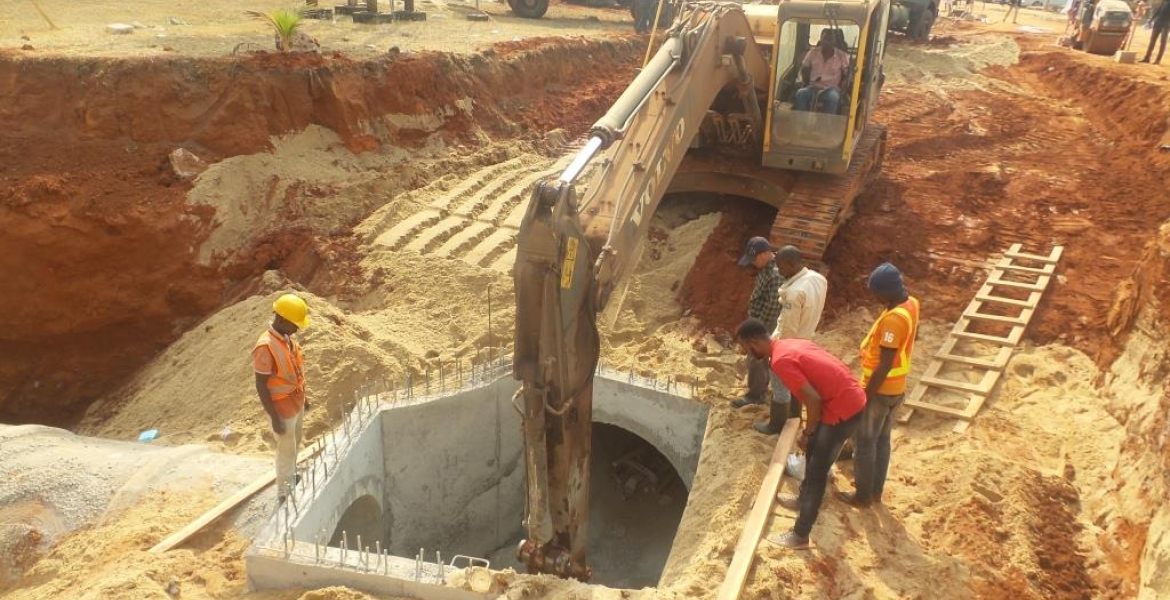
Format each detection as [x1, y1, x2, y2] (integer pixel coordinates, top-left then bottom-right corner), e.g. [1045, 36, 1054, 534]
[415, 548, 424, 581]
[436, 551, 443, 583]
[425, 368, 430, 395]
[439, 361, 444, 391]
[341, 531, 348, 565]
[375, 541, 382, 571]
[356, 535, 363, 569]
[314, 531, 321, 563]
[383, 550, 389, 575]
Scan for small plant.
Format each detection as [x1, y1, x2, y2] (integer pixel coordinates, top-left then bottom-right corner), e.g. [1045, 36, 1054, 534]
[247, 8, 304, 53]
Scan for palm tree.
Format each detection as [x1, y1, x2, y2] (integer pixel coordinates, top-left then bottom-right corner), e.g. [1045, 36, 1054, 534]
[247, 8, 304, 53]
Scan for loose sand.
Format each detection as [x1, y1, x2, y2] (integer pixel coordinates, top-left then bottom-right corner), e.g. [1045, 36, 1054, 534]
[4, 6, 1170, 600]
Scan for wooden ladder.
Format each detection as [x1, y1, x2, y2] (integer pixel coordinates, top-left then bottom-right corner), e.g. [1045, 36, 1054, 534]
[900, 244, 1064, 433]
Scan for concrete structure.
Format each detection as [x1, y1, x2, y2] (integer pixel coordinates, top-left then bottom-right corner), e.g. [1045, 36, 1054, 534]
[246, 363, 710, 596]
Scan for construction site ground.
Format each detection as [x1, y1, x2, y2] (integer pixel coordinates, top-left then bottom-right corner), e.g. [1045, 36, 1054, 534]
[2, 1, 1170, 599]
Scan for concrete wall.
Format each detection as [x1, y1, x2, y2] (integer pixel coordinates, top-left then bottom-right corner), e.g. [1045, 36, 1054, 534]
[593, 375, 709, 490]
[281, 371, 708, 566]
[292, 416, 386, 547]
[380, 377, 526, 559]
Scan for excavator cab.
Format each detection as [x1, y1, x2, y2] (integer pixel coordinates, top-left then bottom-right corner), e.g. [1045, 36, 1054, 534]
[750, 0, 890, 175]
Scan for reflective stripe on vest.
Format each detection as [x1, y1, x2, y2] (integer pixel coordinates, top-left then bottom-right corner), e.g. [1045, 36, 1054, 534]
[255, 330, 304, 401]
[860, 297, 920, 379]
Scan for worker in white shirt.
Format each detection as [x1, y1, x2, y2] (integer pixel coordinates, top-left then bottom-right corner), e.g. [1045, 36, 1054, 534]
[755, 246, 829, 434]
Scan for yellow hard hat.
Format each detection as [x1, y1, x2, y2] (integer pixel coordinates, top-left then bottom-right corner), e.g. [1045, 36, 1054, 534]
[273, 293, 310, 330]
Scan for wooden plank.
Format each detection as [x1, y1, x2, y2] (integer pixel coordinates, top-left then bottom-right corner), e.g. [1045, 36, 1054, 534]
[963, 309, 1029, 326]
[952, 328, 1022, 345]
[937, 349, 1012, 371]
[996, 261, 1056, 276]
[987, 274, 1050, 292]
[149, 442, 324, 554]
[1004, 250, 1060, 264]
[974, 292, 1037, 308]
[902, 399, 972, 418]
[716, 418, 801, 600]
[919, 371, 997, 395]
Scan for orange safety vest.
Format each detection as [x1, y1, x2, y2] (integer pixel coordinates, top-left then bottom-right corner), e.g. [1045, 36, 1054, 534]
[255, 329, 306, 418]
[859, 296, 920, 395]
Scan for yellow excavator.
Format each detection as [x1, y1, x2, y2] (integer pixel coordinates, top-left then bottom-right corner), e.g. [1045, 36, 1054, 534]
[511, 0, 890, 580]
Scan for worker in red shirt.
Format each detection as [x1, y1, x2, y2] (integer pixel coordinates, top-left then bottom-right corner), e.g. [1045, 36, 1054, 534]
[735, 318, 866, 549]
[253, 293, 311, 504]
[842, 263, 920, 508]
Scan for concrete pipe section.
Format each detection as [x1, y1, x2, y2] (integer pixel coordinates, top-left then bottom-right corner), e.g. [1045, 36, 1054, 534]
[246, 365, 709, 595]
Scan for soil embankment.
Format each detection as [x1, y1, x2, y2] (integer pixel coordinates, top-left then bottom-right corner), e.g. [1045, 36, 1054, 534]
[0, 38, 640, 426]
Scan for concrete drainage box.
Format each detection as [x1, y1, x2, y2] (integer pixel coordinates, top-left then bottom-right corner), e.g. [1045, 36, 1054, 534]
[246, 360, 709, 596]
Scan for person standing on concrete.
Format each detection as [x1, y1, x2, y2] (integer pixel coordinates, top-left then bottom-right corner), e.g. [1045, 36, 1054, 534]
[841, 263, 920, 508]
[735, 318, 866, 549]
[1140, 0, 1170, 64]
[254, 293, 311, 504]
[753, 246, 829, 434]
[731, 237, 784, 412]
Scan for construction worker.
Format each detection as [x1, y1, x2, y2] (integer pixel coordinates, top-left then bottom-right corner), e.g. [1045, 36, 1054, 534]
[1002, 0, 1021, 24]
[253, 293, 311, 504]
[1140, 0, 1170, 64]
[754, 246, 829, 434]
[735, 318, 866, 550]
[841, 263, 920, 507]
[731, 237, 785, 412]
[794, 28, 851, 114]
[633, 0, 657, 33]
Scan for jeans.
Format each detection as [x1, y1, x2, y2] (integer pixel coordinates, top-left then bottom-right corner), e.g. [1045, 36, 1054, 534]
[747, 356, 771, 401]
[634, 0, 655, 33]
[1145, 22, 1168, 63]
[852, 393, 903, 502]
[274, 409, 304, 499]
[794, 412, 862, 537]
[794, 86, 841, 114]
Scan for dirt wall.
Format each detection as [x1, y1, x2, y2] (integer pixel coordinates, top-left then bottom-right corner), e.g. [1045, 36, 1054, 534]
[0, 38, 640, 426]
[0, 37, 640, 156]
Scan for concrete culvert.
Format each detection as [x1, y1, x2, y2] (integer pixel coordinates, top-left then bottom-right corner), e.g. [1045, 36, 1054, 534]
[329, 494, 386, 550]
[585, 422, 689, 589]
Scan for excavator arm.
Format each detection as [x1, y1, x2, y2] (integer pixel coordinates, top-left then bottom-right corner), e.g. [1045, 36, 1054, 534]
[512, 2, 770, 579]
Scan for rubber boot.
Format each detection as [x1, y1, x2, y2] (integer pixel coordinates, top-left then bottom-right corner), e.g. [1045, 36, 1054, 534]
[753, 402, 786, 435]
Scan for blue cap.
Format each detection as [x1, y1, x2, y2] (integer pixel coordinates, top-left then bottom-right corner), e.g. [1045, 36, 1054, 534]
[737, 237, 778, 268]
[867, 263, 905, 297]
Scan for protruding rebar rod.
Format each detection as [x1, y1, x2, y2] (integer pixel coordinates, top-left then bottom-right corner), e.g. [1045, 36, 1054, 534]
[341, 531, 348, 565]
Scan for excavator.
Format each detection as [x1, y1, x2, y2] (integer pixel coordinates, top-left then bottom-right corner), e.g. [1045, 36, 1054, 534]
[511, 0, 890, 580]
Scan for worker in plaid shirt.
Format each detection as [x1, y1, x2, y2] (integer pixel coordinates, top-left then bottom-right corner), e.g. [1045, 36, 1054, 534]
[732, 237, 786, 434]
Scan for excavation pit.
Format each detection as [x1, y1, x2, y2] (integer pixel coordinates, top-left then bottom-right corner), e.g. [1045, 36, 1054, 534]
[246, 362, 709, 595]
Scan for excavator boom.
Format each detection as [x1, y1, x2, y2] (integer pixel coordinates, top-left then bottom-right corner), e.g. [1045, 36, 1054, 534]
[512, 2, 770, 579]
[513, 0, 891, 579]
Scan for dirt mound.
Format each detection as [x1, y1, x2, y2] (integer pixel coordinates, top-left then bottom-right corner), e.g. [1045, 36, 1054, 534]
[0, 38, 640, 157]
[0, 36, 639, 427]
[676, 196, 778, 335]
[827, 42, 1170, 360]
[0, 138, 222, 427]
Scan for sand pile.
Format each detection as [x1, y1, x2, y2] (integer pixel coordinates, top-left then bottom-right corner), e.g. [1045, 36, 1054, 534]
[0, 425, 270, 599]
[884, 36, 1020, 89]
[189, 125, 417, 264]
[76, 278, 416, 455]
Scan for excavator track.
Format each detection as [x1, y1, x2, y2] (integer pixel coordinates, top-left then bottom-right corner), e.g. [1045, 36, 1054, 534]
[769, 123, 888, 264]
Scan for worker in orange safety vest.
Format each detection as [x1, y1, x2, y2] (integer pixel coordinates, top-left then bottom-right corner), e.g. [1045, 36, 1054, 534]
[253, 293, 310, 504]
[841, 263, 920, 508]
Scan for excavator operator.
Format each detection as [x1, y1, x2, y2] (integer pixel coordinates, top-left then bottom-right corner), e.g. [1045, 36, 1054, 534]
[794, 28, 851, 115]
